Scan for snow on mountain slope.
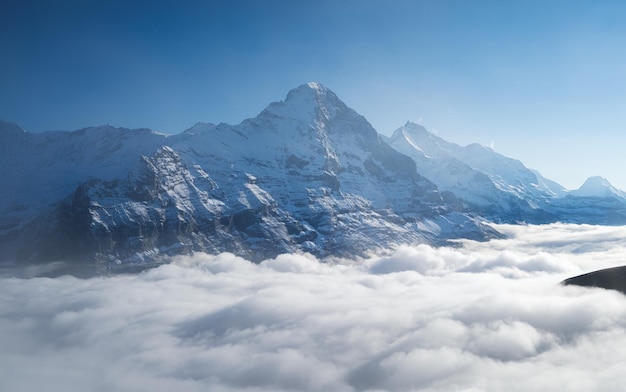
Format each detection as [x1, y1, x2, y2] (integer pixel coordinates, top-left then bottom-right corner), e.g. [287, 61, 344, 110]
[5, 83, 625, 270]
[0, 121, 169, 235]
[386, 122, 496, 203]
[385, 121, 626, 224]
[530, 169, 567, 198]
[160, 84, 486, 258]
[386, 122, 559, 222]
[0, 84, 496, 269]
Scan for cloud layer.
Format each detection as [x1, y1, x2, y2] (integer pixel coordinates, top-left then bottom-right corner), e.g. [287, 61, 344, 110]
[2, 223, 626, 391]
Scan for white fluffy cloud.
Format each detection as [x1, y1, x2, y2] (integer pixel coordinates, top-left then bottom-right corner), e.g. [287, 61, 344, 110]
[2, 223, 626, 391]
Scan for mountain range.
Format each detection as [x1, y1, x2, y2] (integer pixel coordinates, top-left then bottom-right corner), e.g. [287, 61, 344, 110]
[2, 82, 625, 273]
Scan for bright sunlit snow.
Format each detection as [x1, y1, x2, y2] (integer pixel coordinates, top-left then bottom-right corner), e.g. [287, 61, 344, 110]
[2, 223, 626, 392]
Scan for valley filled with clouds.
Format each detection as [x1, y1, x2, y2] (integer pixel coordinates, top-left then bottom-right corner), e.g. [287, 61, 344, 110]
[2, 223, 626, 391]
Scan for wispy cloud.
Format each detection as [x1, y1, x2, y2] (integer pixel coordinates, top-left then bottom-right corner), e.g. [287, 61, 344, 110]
[1, 223, 626, 391]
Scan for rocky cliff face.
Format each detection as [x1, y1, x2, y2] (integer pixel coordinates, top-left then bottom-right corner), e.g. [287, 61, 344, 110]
[0, 84, 496, 270]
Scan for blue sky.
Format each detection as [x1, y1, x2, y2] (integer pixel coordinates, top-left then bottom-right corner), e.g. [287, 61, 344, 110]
[2, 0, 626, 190]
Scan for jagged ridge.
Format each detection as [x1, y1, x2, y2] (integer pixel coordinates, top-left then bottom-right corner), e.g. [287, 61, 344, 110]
[0, 84, 496, 270]
[385, 121, 626, 224]
[2, 83, 625, 272]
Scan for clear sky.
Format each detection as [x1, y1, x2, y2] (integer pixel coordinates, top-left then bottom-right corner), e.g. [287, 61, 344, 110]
[2, 0, 626, 190]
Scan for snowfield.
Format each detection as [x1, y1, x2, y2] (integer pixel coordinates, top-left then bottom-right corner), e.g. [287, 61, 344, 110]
[2, 223, 626, 392]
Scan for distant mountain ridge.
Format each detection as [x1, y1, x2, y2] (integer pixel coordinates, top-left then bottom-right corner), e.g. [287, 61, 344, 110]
[384, 121, 626, 224]
[1, 83, 625, 271]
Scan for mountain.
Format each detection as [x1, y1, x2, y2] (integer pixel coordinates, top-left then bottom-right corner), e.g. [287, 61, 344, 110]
[3, 83, 626, 273]
[385, 122, 561, 223]
[385, 121, 626, 225]
[0, 83, 496, 272]
[569, 176, 626, 199]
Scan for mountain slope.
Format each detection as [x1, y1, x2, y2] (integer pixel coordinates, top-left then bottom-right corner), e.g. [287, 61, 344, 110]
[0, 84, 496, 270]
[385, 122, 559, 222]
[385, 121, 626, 225]
[5, 83, 625, 272]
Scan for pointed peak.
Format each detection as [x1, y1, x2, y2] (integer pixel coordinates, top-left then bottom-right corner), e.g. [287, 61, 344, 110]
[391, 121, 430, 141]
[571, 176, 626, 199]
[582, 175, 610, 186]
[261, 82, 350, 122]
[403, 120, 427, 130]
[578, 176, 616, 193]
[305, 81, 324, 91]
[295, 81, 326, 92]
[284, 82, 336, 103]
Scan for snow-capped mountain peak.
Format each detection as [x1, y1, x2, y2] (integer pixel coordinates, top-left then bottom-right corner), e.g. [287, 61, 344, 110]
[400, 121, 429, 134]
[571, 176, 626, 199]
[285, 81, 332, 101]
[262, 82, 350, 123]
[388, 121, 454, 159]
[384, 120, 576, 221]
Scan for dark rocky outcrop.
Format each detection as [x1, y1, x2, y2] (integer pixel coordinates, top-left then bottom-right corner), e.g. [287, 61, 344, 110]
[563, 266, 626, 294]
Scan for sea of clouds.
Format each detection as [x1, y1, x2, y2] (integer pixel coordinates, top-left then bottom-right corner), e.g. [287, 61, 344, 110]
[2, 223, 626, 391]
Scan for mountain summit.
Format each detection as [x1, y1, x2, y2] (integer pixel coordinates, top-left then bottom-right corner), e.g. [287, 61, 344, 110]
[570, 176, 626, 199]
[261, 82, 351, 124]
